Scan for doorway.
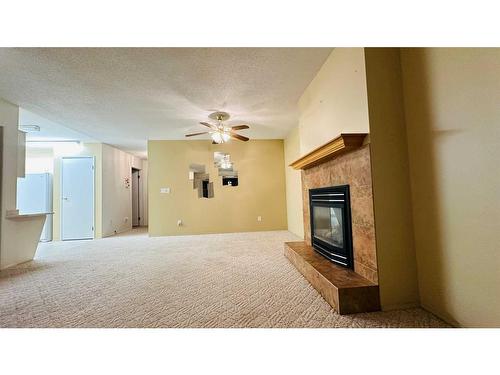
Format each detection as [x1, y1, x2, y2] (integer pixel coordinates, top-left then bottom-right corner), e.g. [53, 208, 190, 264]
[61, 157, 95, 240]
[131, 168, 140, 227]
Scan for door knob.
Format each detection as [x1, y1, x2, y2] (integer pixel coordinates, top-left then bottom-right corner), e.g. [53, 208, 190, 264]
[63, 197, 68, 201]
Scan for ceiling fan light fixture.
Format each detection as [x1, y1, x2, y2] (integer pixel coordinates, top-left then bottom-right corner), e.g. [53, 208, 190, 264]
[211, 132, 224, 144]
[211, 130, 231, 144]
[188, 112, 249, 143]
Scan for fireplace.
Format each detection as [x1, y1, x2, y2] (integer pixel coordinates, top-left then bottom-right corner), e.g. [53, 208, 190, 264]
[309, 185, 354, 269]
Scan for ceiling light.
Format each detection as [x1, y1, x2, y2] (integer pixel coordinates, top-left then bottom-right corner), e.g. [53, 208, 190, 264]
[211, 132, 223, 144]
[187, 112, 249, 143]
[211, 130, 231, 144]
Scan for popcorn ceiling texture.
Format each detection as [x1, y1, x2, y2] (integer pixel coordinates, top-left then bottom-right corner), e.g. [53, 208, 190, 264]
[0, 229, 448, 328]
[0, 48, 332, 154]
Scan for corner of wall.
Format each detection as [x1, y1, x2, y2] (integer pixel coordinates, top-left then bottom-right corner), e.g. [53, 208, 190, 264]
[1, 98, 44, 269]
[364, 48, 420, 310]
[284, 127, 304, 239]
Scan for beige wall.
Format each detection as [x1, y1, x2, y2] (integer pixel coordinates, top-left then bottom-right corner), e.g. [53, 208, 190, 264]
[298, 48, 370, 154]
[364, 48, 420, 310]
[287, 47, 370, 238]
[400, 48, 500, 327]
[0, 98, 45, 269]
[101, 144, 143, 237]
[26, 147, 54, 174]
[52, 143, 145, 240]
[284, 127, 303, 238]
[148, 140, 287, 236]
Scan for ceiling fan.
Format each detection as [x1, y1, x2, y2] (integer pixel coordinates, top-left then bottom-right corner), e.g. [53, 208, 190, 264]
[185, 111, 249, 144]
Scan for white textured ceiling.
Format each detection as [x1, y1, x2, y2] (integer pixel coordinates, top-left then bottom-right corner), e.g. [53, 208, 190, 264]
[19, 108, 97, 143]
[0, 48, 331, 155]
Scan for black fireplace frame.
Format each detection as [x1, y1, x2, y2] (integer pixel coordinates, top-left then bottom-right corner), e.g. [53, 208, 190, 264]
[309, 185, 354, 269]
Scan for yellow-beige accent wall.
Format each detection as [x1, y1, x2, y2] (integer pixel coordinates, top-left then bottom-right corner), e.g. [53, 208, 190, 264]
[364, 48, 420, 310]
[284, 127, 304, 238]
[148, 140, 287, 236]
[400, 48, 500, 327]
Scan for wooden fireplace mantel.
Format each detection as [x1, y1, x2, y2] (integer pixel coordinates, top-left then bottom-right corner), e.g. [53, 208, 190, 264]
[289, 133, 368, 170]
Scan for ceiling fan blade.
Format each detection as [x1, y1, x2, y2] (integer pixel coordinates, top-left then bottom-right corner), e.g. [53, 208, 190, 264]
[200, 121, 217, 130]
[185, 132, 209, 137]
[231, 125, 250, 130]
[229, 132, 249, 142]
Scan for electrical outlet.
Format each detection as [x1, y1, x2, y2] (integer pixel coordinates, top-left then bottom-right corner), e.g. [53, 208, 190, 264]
[257, 216, 262, 222]
[177, 219, 182, 226]
[124, 217, 129, 223]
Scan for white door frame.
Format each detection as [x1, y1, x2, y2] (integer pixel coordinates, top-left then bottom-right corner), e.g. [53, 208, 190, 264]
[61, 156, 95, 240]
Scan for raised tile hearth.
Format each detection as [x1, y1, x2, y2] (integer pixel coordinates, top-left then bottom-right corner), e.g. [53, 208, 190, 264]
[284, 241, 380, 314]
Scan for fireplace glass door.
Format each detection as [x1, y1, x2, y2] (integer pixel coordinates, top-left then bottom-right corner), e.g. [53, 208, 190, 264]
[312, 205, 344, 248]
[309, 185, 353, 268]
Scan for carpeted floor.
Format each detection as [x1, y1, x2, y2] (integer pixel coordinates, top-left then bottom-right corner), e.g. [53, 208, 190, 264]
[0, 228, 449, 328]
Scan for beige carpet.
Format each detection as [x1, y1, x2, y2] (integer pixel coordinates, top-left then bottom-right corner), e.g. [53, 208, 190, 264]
[0, 228, 448, 328]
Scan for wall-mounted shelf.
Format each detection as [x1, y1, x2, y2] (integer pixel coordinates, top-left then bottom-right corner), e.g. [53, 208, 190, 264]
[289, 133, 368, 170]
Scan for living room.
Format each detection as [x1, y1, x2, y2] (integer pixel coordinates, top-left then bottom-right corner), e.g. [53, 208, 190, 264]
[0, 2, 498, 374]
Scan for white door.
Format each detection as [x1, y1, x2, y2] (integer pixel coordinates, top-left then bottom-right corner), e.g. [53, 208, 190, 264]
[61, 157, 95, 240]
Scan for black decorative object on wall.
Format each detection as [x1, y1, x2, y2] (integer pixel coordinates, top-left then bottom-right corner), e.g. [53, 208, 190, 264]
[222, 177, 238, 186]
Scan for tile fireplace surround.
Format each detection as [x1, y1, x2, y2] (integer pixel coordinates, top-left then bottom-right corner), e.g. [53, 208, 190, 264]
[302, 143, 378, 283]
[285, 134, 380, 314]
